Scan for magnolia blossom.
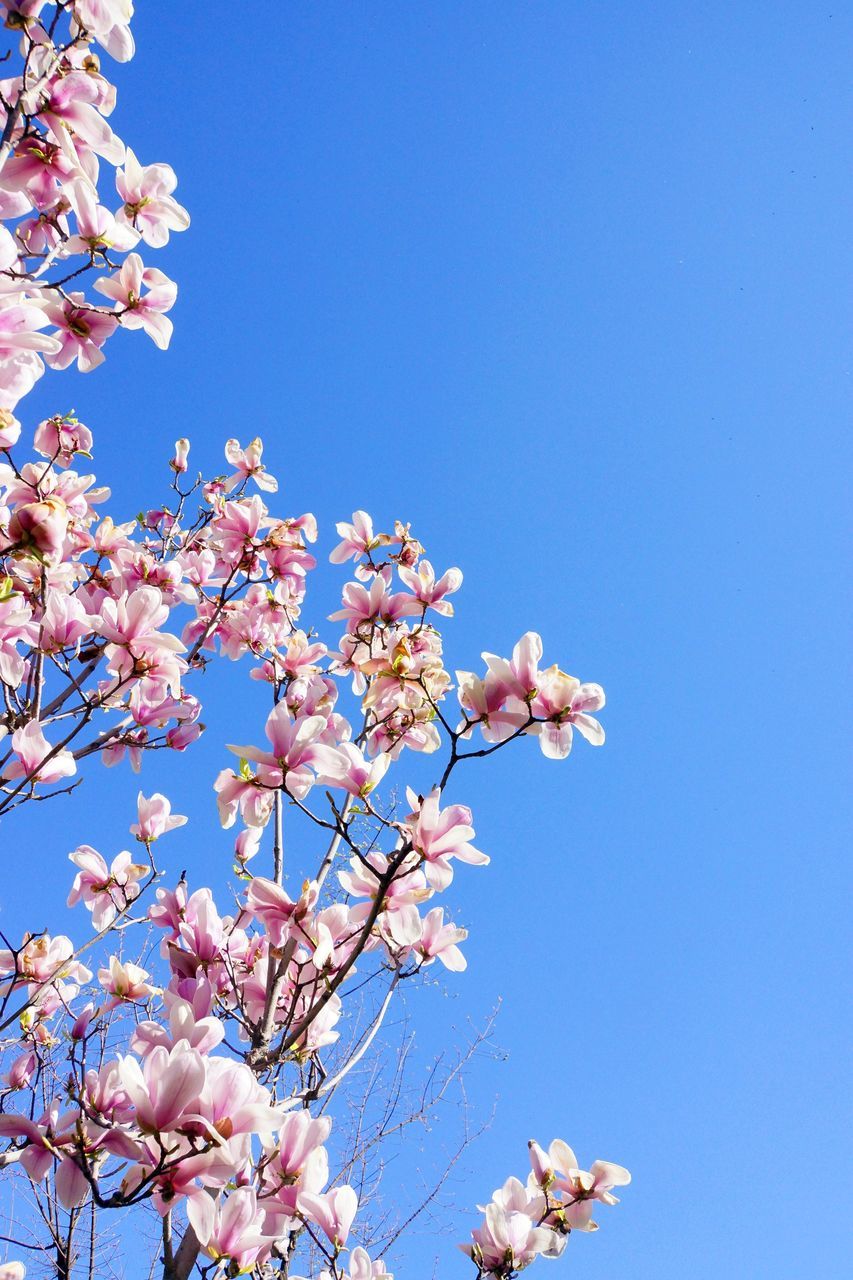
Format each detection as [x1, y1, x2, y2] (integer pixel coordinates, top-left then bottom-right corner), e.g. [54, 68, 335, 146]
[2, 721, 76, 785]
[67, 845, 148, 930]
[129, 791, 187, 842]
[94, 253, 177, 349]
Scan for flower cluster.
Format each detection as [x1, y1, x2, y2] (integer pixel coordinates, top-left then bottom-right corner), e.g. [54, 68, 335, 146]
[463, 1140, 631, 1276]
[0, 0, 188, 409]
[0, 420, 318, 815]
[0, 10, 629, 1279]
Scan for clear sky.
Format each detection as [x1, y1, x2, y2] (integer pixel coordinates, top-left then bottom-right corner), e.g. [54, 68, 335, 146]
[3, 3, 850, 1277]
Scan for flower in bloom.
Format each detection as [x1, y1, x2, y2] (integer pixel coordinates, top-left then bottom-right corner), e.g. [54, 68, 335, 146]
[329, 510, 385, 565]
[529, 670, 606, 759]
[403, 787, 488, 890]
[397, 559, 463, 615]
[226, 704, 344, 801]
[117, 1041, 206, 1133]
[299, 1185, 358, 1248]
[116, 147, 190, 246]
[129, 791, 187, 842]
[42, 293, 118, 373]
[67, 845, 148, 930]
[187, 1188, 274, 1271]
[416, 906, 468, 971]
[462, 1177, 563, 1272]
[223, 437, 278, 493]
[2, 720, 76, 785]
[72, 0, 136, 62]
[94, 252, 178, 349]
[98, 956, 154, 1001]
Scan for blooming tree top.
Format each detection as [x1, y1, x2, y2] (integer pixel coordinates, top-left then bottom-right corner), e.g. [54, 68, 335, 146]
[0, 7, 630, 1280]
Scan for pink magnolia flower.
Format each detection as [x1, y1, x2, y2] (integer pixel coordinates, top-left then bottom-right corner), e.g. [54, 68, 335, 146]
[0, 134, 79, 209]
[116, 147, 190, 247]
[553, 1158, 632, 1231]
[170, 437, 190, 473]
[0, 1262, 25, 1280]
[416, 906, 467, 971]
[2, 720, 76, 785]
[397, 559, 462, 615]
[40, 71, 124, 165]
[94, 252, 177, 349]
[38, 592, 91, 653]
[274, 1110, 332, 1180]
[403, 787, 488, 890]
[33, 414, 93, 466]
[482, 631, 543, 702]
[462, 1177, 561, 1272]
[72, 0, 136, 63]
[42, 293, 118, 373]
[0, 931, 91, 999]
[528, 1137, 578, 1189]
[329, 510, 383, 564]
[214, 765, 275, 830]
[528, 669, 606, 759]
[130, 791, 187, 842]
[67, 844, 148, 930]
[6, 495, 70, 563]
[188, 1187, 273, 1271]
[117, 1041, 207, 1133]
[223, 437, 278, 493]
[245, 876, 319, 948]
[317, 741, 390, 797]
[330, 567, 418, 631]
[0, 407, 21, 449]
[65, 177, 138, 255]
[226, 704, 344, 800]
[98, 956, 154, 1001]
[299, 1185, 358, 1247]
[4, 1049, 36, 1090]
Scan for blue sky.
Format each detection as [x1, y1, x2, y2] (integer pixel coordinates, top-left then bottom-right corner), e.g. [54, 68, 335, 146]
[3, 3, 850, 1277]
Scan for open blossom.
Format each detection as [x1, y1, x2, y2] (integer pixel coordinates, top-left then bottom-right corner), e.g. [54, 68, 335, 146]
[403, 787, 488, 890]
[397, 558, 463, 615]
[116, 147, 189, 246]
[226, 704, 344, 800]
[41, 293, 118, 373]
[463, 1177, 562, 1273]
[94, 253, 177, 349]
[329, 510, 383, 564]
[299, 1185, 358, 1247]
[188, 1188, 275, 1271]
[529, 669, 606, 759]
[223, 437, 278, 493]
[129, 791, 187, 842]
[72, 0, 136, 62]
[98, 956, 154, 1001]
[67, 845, 148, 930]
[416, 906, 468, 971]
[2, 720, 76, 785]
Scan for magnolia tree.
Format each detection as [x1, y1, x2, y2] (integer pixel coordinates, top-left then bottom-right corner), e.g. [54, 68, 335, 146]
[0, 6, 630, 1279]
